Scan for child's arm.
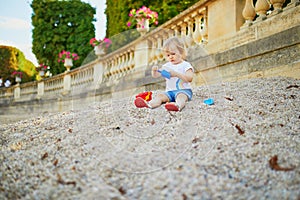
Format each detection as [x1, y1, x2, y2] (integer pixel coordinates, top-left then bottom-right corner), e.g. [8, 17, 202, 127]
[151, 66, 161, 78]
[170, 68, 193, 83]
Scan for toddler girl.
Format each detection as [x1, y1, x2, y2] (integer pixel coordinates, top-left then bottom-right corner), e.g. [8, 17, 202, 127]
[134, 37, 194, 111]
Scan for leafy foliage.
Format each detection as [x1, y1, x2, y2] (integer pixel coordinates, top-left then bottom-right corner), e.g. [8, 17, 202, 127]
[105, 0, 199, 49]
[31, 0, 96, 75]
[0, 46, 36, 83]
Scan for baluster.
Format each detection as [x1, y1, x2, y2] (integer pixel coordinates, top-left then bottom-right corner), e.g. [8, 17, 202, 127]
[242, 0, 256, 26]
[119, 54, 125, 76]
[185, 17, 194, 47]
[179, 22, 187, 38]
[112, 59, 116, 77]
[113, 57, 119, 77]
[103, 60, 108, 77]
[103, 61, 108, 78]
[148, 39, 155, 64]
[106, 61, 111, 78]
[255, 0, 271, 20]
[112, 57, 118, 78]
[116, 55, 121, 75]
[154, 36, 161, 61]
[167, 28, 175, 38]
[187, 18, 194, 37]
[157, 36, 164, 61]
[120, 51, 127, 75]
[120, 55, 124, 75]
[171, 25, 179, 37]
[109, 59, 114, 77]
[200, 13, 208, 44]
[123, 52, 129, 73]
[193, 14, 202, 44]
[270, 0, 286, 13]
[103, 61, 109, 79]
[114, 58, 119, 76]
[154, 39, 159, 64]
[129, 51, 134, 70]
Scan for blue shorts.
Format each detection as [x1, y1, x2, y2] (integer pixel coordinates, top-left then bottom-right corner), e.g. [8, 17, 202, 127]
[165, 89, 193, 102]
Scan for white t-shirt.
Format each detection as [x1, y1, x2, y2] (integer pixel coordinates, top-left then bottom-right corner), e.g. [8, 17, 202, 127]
[162, 61, 194, 91]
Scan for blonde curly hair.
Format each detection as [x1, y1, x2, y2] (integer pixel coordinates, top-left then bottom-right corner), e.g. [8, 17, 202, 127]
[162, 37, 187, 60]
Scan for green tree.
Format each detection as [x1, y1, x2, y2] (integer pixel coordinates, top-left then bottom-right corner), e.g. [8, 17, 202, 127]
[31, 0, 96, 75]
[0, 46, 36, 83]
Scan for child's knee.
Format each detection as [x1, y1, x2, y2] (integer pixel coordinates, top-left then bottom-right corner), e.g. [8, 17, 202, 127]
[157, 93, 169, 102]
[176, 93, 188, 101]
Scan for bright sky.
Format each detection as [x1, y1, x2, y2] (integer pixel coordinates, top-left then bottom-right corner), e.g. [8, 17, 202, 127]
[0, 0, 107, 66]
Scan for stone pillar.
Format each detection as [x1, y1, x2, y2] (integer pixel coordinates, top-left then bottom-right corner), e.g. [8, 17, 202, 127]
[93, 61, 104, 88]
[14, 85, 20, 99]
[63, 73, 71, 95]
[37, 81, 44, 97]
[207, 0, 245, 41]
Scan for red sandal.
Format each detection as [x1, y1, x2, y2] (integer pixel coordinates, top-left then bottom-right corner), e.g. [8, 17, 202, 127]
[134, 97, 150, 108]
[165, 103, 180, 111]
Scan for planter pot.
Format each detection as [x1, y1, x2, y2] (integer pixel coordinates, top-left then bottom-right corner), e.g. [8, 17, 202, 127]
[15, 76, 21, 83]
[136, 18, 149, 36]
[64, 58, 73, 71]
[39, 70, 45, 77]
[94, 45, 105, 57]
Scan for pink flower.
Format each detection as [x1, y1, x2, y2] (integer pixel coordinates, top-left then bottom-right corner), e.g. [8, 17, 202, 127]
[90, 38, 97, 46]
[37, 64, 49, 71]
[58, 50, 79, 63]
[11, 71, 23, 78]
[89, 37, 112, 48]
[127, 6, 158, 28]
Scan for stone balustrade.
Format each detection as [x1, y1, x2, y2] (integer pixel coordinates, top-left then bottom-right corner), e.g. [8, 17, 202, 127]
[0, 0, 299, 105]
[43, 75, 64, 96]
[70, 63, 94, 94]
[243, 0, 299, 26]
[19, 82, 37, 100]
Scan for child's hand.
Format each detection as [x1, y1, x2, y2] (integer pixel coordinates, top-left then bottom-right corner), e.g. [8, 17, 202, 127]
[159, 70, 171, 79]
[152, 66, 159, 72]
[151, 65, 160, 78]
[168, 70, 177, 78]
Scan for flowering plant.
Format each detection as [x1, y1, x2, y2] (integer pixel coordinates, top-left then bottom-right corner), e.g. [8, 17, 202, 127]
[58, 50, 79, 63]
[90, 37, 112, 48]
[36, 64, 48, 71]
[11, 71, 23, 78]
[127, 6, 158, 28]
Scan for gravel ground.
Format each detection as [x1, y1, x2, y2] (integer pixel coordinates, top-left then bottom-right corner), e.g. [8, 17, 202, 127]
[0, 77, 299, 200]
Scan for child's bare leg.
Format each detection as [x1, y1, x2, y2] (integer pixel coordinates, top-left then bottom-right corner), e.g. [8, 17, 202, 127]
[175, 93, 188, 110]
[149, 93, 169, 108]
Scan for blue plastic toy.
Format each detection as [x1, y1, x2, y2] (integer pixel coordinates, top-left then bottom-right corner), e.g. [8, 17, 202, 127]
[204, 98, 214, 105]
[157, 69, 171, 79]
